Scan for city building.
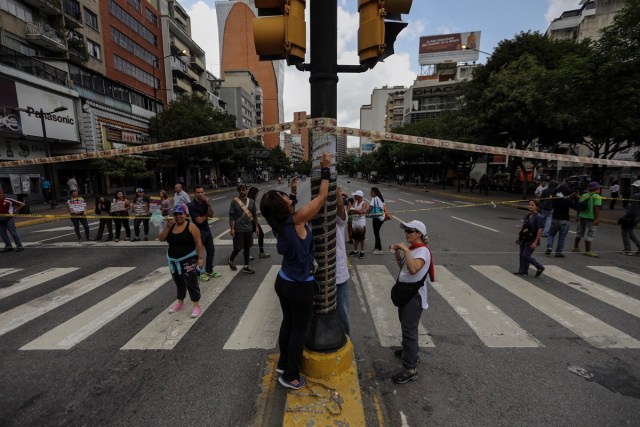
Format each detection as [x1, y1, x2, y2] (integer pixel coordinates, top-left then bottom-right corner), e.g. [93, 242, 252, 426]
[359, 85, 406, 155]
[292, 111, 310, 161]
[283, 133, 303, 164]
[215, 0, 284, 149]
[546, 0, 626, 43]
[219, 70, 261, 137]
[386, 89, 406, 130]
[336, 133, 347, 165]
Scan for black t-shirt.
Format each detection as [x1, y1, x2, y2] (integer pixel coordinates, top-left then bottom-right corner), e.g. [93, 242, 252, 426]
[187, 199, 211, 232]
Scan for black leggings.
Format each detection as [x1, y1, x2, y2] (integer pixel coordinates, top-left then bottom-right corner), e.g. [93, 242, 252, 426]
[274, 275, 315, 381]
[372, 217, 384, 250]
[257, 223, 265, 252]
[171, 257, 201, 302]
[114, 217, 130, 239]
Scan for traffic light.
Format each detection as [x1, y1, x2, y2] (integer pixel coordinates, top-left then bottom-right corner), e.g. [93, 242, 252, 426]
[252, 0, 306, 66]
[358, 0, 412, 69]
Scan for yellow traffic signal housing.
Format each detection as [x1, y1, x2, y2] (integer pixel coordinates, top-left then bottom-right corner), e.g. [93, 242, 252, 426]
[253, 0, 306, 65]
[358, 0, 412, 69]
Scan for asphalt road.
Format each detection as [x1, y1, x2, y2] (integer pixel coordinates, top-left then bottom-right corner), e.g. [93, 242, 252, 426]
[1, 178, 639, 426]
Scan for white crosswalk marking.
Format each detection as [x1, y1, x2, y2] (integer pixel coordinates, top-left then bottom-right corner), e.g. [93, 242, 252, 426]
[0, 267, 133, 337]
[473, 266, 640, 348]
[357, 265, 434, 348]
[0, 268, 78, 301]
[543, 266, 640, 318]
[21, 268, 170, 350]
[0, 268, 22, 278]
[224, 266, 281, 350]
[432, 266, 541, 347]
[587, 266, 640, 287]
[121, 266, 240, 350]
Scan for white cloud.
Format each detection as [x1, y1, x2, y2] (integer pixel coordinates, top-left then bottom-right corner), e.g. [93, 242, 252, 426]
[186, 1, 220, 75]
[545, 0, 581, 24]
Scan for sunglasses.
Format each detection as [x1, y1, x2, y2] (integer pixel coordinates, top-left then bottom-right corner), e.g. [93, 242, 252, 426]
[404, 229, 418, 234]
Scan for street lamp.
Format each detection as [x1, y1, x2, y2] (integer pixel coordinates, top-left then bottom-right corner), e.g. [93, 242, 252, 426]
[461, 44, 492, 57]
[14, 106, 67, 209]
[152, 49, 187, 189]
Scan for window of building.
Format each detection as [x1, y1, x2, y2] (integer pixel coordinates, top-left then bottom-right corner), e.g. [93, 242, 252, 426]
[145, 8, 157, 26]
[4, 34, 36, 57]
[113, 54, 155, 88]
[127, 0, 141, 11]
[1, 0, 34, 22]
[110, 27, 156, 66]
[84, 7, 99, 30]
[87, 39, 101, 60]
[109, 0, 157, 46]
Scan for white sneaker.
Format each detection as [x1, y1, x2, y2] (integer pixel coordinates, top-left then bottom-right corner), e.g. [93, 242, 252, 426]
[372, 249, 384, 255]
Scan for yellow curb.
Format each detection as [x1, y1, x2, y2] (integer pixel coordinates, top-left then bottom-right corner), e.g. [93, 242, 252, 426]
[283, 338, 366, 426]
[253, 354, 282, 426]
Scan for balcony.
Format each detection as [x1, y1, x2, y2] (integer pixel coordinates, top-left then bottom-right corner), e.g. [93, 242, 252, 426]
[0, 45, 68, 86]
[62, 0, 83, 28]
[25, 22, 67, 52]
[67, 37, 88, 64]
[192, 80, 208, 92]
[21, 0, 62, 16]
[172, 77, 192, 93]
[190, 55, 205, 72]
[186, 66, 199, 82]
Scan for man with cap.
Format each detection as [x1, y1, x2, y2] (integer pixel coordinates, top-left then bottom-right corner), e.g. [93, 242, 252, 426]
[389, 219, 433, 384]
[620, 180, 640, 256]
[132, 188, 150, 241]
[572, 181, 603, 257]
[188, 185, 222, 280]
[348, 190, 368, 259]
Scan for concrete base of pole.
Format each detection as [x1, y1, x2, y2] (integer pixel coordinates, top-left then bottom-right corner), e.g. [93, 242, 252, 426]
[282, 338, 365, 425]
[306, 310, 347, 352]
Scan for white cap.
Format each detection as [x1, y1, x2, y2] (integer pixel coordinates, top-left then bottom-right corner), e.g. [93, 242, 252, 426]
[632, 180, 640, 188]
[400, 220, 427, 237]
[352, 190, 364, 197]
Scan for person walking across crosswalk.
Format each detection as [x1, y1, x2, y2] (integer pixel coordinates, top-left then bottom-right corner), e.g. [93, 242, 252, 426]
[159, 204, 205, 318]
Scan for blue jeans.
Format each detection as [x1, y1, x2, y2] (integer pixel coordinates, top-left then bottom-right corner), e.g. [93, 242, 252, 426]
[201, 229, 215, 274]
[336, 280, 350, 335]
[539, 209, 553, 236]
[0, 218, 23, 248]
[70, 217, 90, 240]
[518, 241, 544, 274]
[546, 219, 570, 254]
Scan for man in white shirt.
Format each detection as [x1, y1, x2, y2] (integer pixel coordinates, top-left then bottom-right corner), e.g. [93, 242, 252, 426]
[173, 183, 191, 212]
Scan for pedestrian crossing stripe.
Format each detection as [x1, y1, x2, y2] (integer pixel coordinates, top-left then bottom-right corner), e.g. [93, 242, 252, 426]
[587, 266, 640, 287]
[0, 264, 638, 351]
[0, 267, 134, 337]
[543, 266, 640, 318]
[0, 268, 22, 279]
[0, 268, 78, 301]
[21, 268, 170, 350]
[432, 266, 541, 347]
[473, 266, 640, 349]
[121, 266, 241, 350]
[356, 265, 434, 348]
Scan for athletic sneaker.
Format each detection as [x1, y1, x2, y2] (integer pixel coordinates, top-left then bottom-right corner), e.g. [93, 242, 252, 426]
[144, 236, 149, 241]
[242, 265, 255, 274]
[391, 368, 418, 384]
[555, 253, 565, 258]
[372, 249, 384, 255]
[571, 248, 580, 252]
[348, 250, 358, 256]
[132, 237, 140, 242]
[544, 249, 552, 255]
[276, 367, 285, 374]
[584, 251, 600, 258]
[278, 375, 306, 390]
[359, 251, 365, 259]
[209, 271, 222, 278]
[169, 302, 184, 313]
[249, 256, 255, 261]
[191, 306, 202, 318]
[259, 253, 271, 258]
[228, 259, 237, 271]
[199, 273, 210, 281]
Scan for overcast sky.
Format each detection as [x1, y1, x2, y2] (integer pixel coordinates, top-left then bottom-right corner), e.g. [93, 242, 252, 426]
[180, 0, 582, 143]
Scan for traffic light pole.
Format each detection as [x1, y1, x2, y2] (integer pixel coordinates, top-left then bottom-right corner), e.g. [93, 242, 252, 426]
[306, 0, 346, 352]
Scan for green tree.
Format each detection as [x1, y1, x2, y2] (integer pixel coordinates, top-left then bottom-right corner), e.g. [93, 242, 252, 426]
[89, 155, 153, 189]
[149, 94, 237, 182]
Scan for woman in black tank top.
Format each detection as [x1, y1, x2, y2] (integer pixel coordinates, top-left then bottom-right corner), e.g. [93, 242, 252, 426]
[159, 205, 204, 318]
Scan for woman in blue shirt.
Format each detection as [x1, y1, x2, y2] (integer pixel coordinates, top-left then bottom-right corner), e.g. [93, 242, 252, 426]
[259, 152, 331, 390]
